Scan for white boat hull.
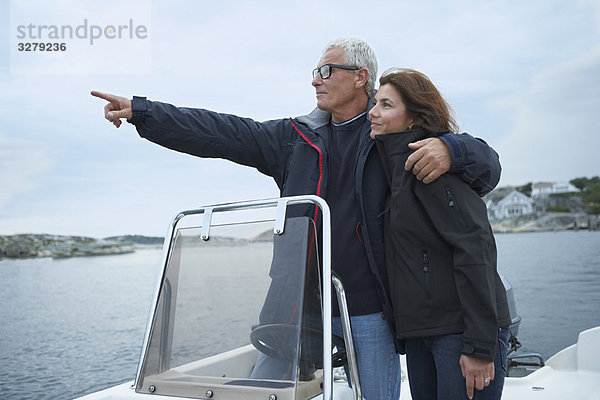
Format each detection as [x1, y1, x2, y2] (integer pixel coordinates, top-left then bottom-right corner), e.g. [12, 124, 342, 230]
[502, 326, 600, 399]
[77, 326, 600, 400]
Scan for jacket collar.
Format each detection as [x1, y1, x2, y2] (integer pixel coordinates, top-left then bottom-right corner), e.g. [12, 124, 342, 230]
[374, 129, 446, 153]
[296, 96, 376, 131]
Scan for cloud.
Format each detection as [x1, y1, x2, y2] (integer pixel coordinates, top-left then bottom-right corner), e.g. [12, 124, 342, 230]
[0, 132, 53, 209]
[1, 0, 599, 236]
[493, 45, 600, 185]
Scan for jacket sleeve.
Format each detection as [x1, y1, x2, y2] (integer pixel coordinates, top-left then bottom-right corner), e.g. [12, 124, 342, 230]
[128, 96, 292, 188]
[414, 177, 500, 361]
[439, 133, 501, 197]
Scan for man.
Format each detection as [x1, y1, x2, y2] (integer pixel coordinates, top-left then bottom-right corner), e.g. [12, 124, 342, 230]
[92, 37, 501, 400]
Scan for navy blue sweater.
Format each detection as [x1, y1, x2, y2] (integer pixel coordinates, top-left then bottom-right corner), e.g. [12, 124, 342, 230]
[327, 114, 381, 316]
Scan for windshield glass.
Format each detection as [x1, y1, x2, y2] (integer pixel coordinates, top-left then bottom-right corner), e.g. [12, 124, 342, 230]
[135, 209, 324, 400]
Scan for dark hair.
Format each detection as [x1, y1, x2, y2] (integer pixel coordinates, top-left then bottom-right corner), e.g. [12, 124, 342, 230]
[379, 68, 458, 134]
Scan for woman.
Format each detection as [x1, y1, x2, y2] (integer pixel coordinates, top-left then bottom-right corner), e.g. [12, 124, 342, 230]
[369, 68, 512, 400]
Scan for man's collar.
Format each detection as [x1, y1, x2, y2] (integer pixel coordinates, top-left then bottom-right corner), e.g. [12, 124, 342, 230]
[331, 111, 367, 127]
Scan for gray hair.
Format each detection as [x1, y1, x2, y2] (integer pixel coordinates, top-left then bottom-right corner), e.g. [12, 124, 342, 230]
[323, 37, 378, 97]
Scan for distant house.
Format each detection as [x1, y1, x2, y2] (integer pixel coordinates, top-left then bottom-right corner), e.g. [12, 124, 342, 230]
[485, 190, 534, 221]
[531, 181, 580, 198]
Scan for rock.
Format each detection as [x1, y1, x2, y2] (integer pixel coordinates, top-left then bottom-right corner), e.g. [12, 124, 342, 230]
[0, 234, 162, 259]
[491, 212, 600, 233]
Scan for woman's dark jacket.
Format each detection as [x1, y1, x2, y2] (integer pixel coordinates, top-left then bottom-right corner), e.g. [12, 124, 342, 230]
[375, 129, 511, 361]
[128, 96, 502, 343]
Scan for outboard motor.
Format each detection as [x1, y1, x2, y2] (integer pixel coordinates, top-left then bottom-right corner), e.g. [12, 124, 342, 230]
[500, 275, 545, 375]
[500, 275, 521, 340]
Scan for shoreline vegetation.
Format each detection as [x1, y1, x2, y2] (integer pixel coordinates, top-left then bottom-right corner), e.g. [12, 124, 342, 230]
[0, 234, 164, 259]
[0, 232, 273, 260]
[1, 212, 598, 260]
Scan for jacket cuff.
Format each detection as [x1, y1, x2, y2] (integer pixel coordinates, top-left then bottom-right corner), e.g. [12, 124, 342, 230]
[127, 96, 148, 125]
[461, 341, 495, 362]
[440, 133, 465, 172]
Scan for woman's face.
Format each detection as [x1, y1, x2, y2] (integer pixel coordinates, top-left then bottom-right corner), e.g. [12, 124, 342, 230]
[369, 83, 412, 138]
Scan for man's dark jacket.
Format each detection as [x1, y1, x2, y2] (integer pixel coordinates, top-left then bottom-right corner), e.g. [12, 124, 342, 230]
[128, 96, 502, 341]
[375, 129, 511, 361]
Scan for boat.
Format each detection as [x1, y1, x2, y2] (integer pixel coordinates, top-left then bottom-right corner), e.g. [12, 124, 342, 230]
[75, 196, 600, 400]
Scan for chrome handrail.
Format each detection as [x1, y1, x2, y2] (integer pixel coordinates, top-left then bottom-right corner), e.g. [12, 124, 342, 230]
[333, 274, 363, 400]
[133, 195, 343, 400]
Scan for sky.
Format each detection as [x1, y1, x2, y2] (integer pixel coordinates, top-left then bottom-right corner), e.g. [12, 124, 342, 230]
[1, 0, 599, 238]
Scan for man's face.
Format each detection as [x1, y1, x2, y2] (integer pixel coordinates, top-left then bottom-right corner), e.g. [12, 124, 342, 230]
[311, 47, 359, 114]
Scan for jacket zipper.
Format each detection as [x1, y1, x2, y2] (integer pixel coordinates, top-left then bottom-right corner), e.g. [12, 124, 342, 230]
[446, 187, 456, 207]
[290, 120, 324, 223]
[422, 249, 432, 299]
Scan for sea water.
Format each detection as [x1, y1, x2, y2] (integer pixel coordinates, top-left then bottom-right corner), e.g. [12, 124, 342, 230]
[0, 230, 598, 400]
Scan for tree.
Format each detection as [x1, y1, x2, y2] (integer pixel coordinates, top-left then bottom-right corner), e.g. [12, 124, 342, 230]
[516, 182, 532, 197]
[581, 182, 600, 215]
[582, 182, 600, 202]
[570, 177, 589, 190]
[570, 176, 600, 191]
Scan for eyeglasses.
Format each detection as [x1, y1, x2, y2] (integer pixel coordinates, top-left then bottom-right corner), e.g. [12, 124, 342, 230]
[312, 63, 360, 79]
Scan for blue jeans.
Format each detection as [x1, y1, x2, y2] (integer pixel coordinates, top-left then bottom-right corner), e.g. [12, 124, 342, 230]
[404, 327, 510, 400]
[333, 312, 401, 400]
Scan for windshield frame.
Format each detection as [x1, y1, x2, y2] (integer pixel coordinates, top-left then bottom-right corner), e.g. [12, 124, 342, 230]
[132, 196, 337, 400]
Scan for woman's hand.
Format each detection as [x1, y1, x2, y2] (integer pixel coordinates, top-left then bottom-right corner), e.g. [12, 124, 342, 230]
[460, 354, 495, 399]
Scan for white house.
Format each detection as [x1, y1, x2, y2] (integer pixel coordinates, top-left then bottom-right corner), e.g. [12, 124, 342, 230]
[531, 181, 580, 198]
[486, 190, 534, 220]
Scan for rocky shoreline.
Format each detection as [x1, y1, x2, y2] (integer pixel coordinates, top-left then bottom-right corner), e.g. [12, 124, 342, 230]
[1, 212, 598, 259]
[0, 234, 163, 259]
[490, 212, 599, 233]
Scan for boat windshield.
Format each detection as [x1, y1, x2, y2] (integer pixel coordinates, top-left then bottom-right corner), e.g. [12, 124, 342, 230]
[135, 203, 328, 400]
